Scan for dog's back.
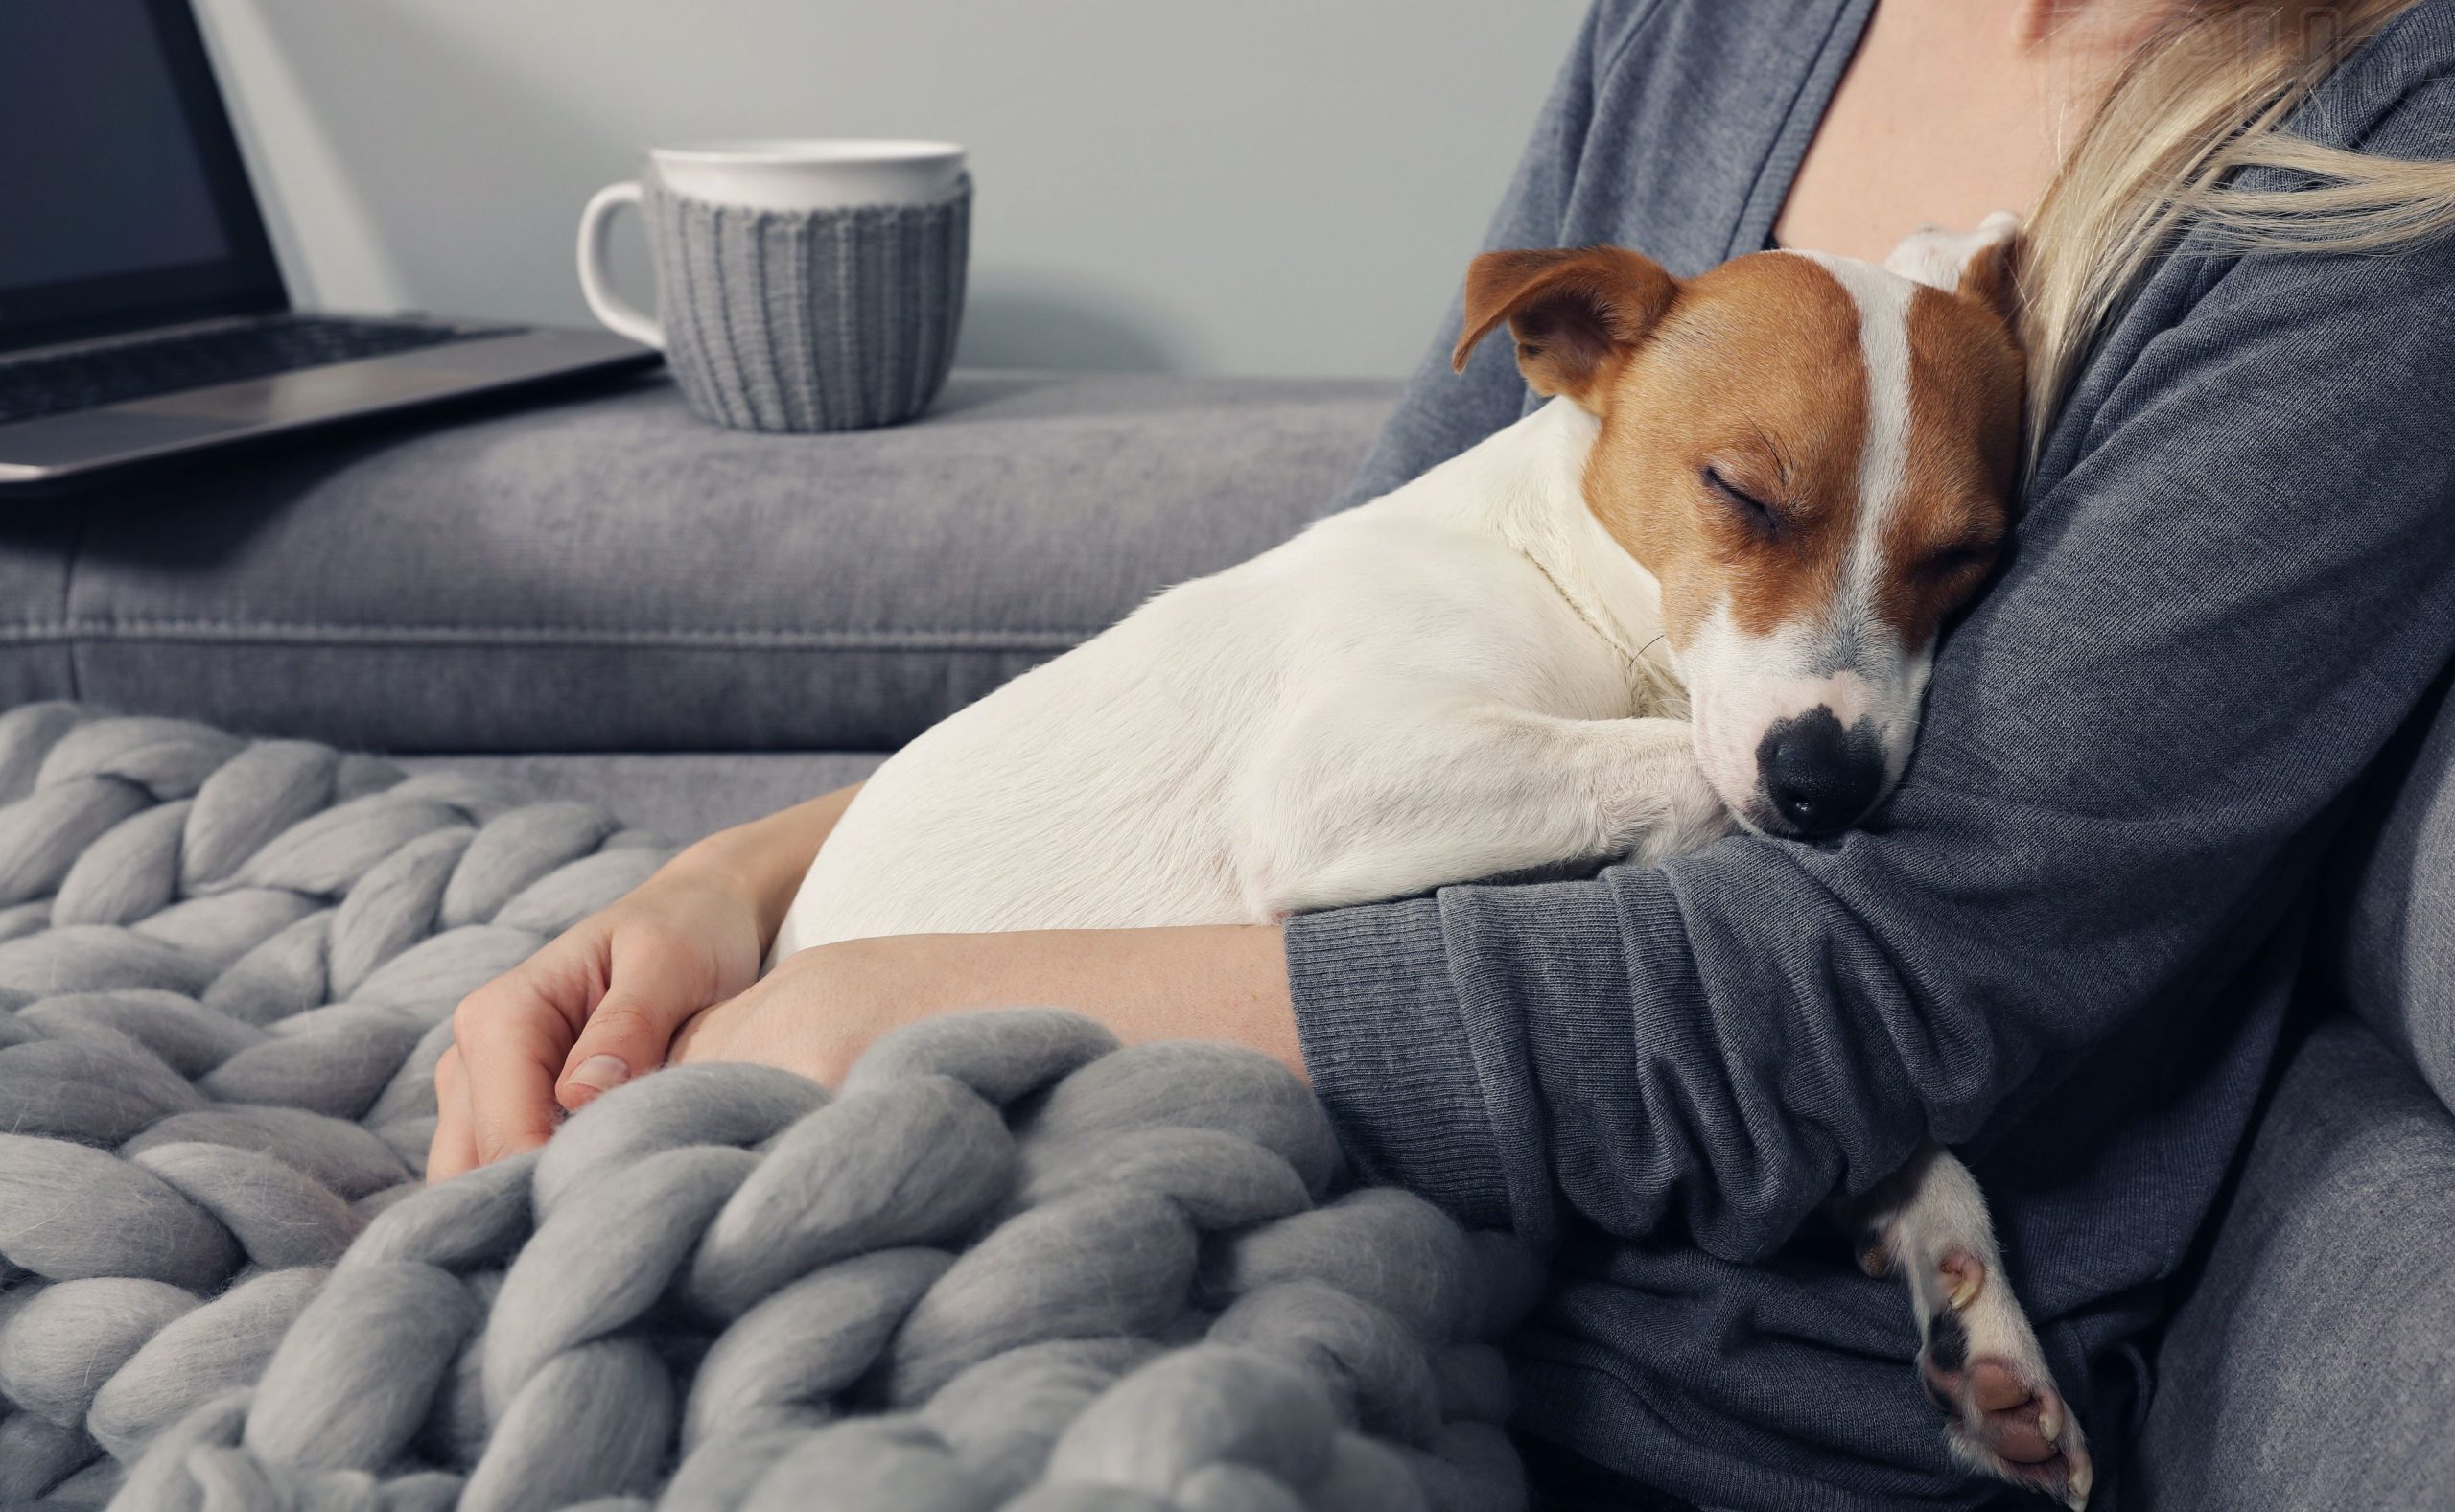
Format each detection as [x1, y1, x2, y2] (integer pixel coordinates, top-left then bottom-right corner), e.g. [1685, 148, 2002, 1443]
[771, 401, 1654, 958]
[779, 570, 1282, 952]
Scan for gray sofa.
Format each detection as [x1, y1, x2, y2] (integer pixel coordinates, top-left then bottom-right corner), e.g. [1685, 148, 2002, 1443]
[2, 372, 2448, 1510]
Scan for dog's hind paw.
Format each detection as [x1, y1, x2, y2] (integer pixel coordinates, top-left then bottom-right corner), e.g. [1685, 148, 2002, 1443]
[1920, 1248, 2094, 1510]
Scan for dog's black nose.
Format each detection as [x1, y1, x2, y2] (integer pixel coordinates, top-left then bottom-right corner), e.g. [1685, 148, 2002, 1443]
[1758, 708, 1886, 837]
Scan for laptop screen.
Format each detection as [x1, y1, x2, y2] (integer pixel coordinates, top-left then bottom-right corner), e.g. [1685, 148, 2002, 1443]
[0, 0, 286, 354]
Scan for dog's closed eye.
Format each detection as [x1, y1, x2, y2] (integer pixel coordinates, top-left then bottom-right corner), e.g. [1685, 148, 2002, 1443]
[1702, 465, 1782, 536]
[1921, 541, 1999, 581]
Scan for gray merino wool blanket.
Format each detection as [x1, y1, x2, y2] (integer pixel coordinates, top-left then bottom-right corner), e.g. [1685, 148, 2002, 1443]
[0, 705, 1537, 1511]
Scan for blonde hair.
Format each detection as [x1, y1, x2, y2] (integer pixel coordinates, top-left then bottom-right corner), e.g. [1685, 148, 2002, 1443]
[2022, 0, 2455, 455]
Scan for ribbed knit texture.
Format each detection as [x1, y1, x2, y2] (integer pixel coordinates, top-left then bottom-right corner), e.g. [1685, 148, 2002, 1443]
[645, 174, 970, 432]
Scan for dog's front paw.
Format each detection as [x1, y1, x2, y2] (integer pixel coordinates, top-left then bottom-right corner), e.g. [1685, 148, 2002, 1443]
[1626, 747, 1736, 864]
[1906, 1247, 2094, 1509]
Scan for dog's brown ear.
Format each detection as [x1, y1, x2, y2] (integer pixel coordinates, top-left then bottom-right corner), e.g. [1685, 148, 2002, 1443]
[1955, 228, 2024, 341]
[1886, 211, 2024, 343]
[1451, 245, 1677, 409]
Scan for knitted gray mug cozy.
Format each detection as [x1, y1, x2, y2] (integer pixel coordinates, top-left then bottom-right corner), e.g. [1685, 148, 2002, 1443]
[643, 174, 970, 433]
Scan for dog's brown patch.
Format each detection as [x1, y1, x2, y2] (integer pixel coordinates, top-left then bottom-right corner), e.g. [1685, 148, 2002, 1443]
[1874, 283, 2024, 650]
[1956, 230, 2023, 333]
[1578, 252, 1871, 649]
[1451, 243, 2023, 662]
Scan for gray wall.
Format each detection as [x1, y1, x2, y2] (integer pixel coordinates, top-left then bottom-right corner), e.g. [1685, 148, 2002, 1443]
[192, 1, 1585, 379]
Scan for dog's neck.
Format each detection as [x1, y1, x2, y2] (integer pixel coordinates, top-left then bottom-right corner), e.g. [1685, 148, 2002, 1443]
[1397, 397, 1680, 689]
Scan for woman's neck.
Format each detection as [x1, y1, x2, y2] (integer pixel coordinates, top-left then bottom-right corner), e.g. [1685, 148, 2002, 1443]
[1774, 0, 2182, 263]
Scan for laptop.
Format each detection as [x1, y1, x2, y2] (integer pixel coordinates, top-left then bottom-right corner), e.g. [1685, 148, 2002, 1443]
[0, 0, 658, 494]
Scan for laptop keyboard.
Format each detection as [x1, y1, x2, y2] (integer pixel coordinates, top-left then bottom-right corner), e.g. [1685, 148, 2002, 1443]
[0, 315, 517, 427]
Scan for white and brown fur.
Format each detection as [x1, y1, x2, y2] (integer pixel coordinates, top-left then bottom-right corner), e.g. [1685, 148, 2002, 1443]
[775, 214, 2090, 1505]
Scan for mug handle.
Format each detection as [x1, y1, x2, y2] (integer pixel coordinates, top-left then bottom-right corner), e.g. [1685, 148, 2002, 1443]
[576, 181, 664, 349]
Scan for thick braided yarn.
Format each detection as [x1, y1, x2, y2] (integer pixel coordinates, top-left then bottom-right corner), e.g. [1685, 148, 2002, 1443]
[0, 706, 1542, 1511]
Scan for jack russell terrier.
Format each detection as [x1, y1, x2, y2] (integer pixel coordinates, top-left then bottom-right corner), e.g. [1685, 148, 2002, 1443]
[774, 213, 2090, 1507]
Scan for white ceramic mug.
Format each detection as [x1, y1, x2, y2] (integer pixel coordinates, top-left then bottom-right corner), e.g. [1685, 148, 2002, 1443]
[576, 139, 968, 348]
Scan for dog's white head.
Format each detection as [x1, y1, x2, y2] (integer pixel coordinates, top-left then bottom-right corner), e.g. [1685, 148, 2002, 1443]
[1453, 215, 2025, 839]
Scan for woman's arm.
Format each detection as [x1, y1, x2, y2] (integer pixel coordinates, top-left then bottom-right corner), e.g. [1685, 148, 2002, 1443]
[428, 782, 860, 1177]
[673, 782, 864, 942]
[1292, 130, 2455, 1255]
[667, 923, 1298, 1086]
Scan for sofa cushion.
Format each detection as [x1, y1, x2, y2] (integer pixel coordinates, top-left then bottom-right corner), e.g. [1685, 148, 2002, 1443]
[0, 372, 1391, 753]
[2135, 1016, 2455, 1512]
[2327, 672, 2455, 1116]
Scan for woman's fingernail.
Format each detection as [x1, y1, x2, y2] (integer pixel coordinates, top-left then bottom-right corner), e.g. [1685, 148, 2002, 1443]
[567, 1055, 630, 1098]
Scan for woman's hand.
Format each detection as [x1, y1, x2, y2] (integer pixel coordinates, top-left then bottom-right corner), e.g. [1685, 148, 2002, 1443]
[428, 864, 767, 1180]
[669, 924, 1302, 1089]
[430, 783, 863, 1180]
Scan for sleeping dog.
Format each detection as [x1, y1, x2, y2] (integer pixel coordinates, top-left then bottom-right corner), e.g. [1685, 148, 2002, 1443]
[774, 214, 2090, 1507]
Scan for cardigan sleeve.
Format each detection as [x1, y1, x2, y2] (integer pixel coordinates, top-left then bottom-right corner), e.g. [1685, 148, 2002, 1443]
[1289, 136, 2455, 1256]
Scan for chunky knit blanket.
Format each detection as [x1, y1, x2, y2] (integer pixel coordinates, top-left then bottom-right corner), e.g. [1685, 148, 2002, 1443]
[0, 706, 1535, 1511]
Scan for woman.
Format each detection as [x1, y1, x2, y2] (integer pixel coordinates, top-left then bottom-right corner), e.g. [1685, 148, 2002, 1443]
[433, 2, 2455, 1506]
